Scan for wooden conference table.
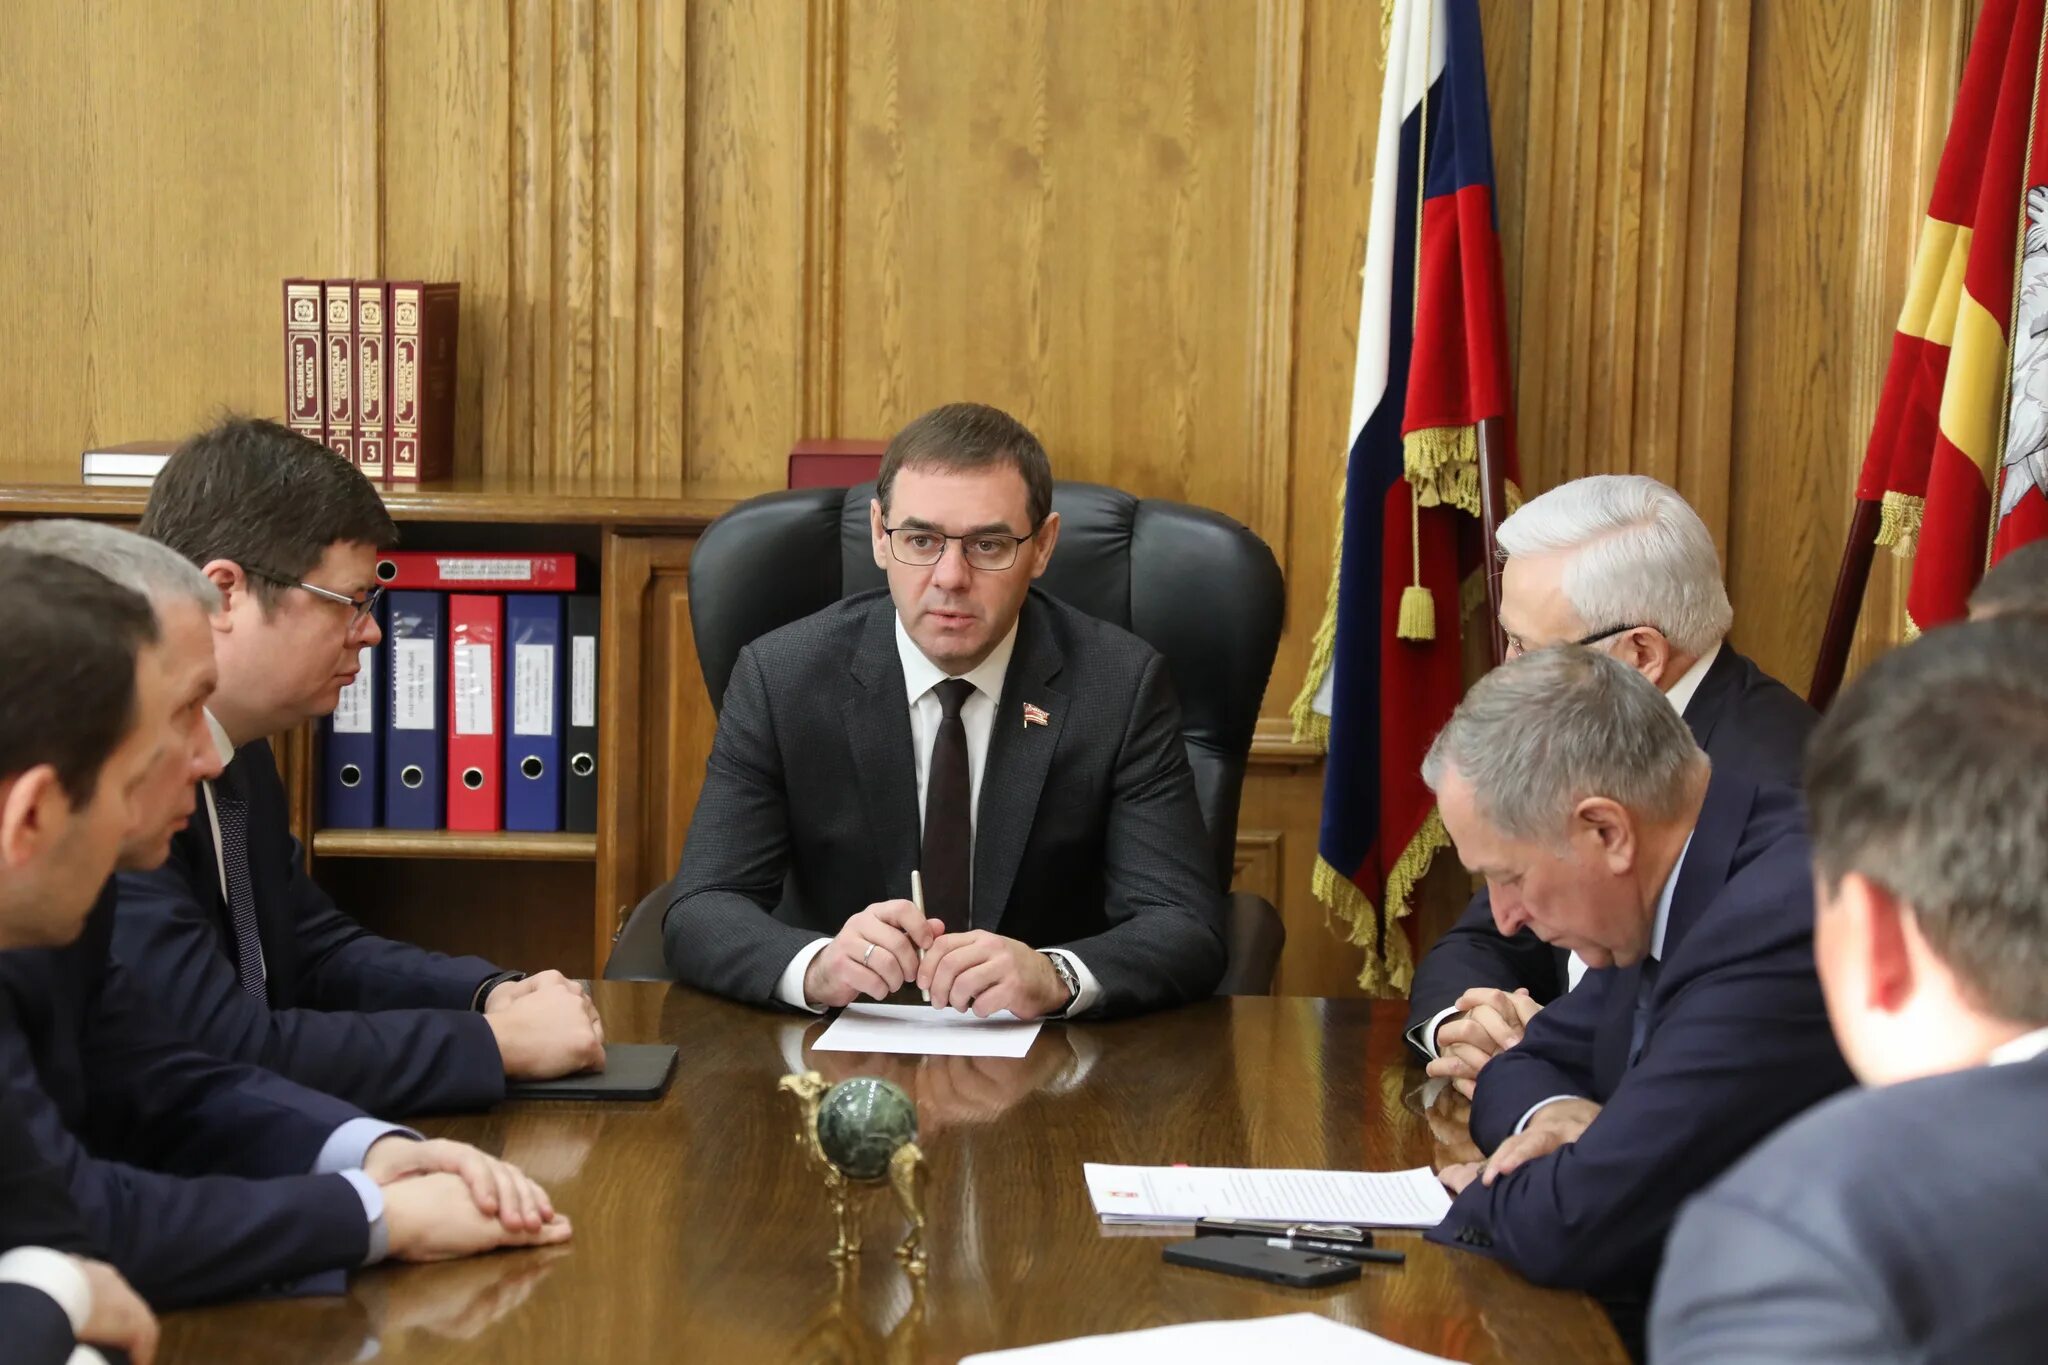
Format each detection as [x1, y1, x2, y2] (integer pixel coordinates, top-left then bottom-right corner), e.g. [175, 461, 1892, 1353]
[160, 985, 1624, 1363]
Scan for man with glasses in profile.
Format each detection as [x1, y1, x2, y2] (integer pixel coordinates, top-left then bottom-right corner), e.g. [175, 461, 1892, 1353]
[1405, 475, 1818, 1093]
[664, 402, 1224, 1018]
[112, 418, 604, 1117]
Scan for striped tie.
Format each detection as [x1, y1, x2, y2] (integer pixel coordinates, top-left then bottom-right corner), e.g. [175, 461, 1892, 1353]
[212, 795, 267, 999]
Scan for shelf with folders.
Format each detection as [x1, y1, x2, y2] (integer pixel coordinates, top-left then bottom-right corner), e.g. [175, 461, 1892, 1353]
[316, 545, 600, 841]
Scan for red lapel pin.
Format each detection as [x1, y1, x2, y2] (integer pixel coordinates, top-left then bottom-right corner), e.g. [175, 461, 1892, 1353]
[1022, 702, 1050, 729]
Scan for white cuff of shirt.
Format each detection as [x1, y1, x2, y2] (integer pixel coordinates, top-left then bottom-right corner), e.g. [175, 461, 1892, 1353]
[1043, 949, 1101, 1017]
[1406, 1005, 1462, 1060]
[0, 1247, 92, 1334]
[71, 1349, 110, 1365]
[339, 1169, 392, 1265]
[776, 939, 833, 1012]
[1514, 1094, 1583, 1136]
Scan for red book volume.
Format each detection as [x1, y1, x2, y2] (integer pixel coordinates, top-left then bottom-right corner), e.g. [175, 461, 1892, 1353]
[354, 281, 389, 480]
[787, 439, 886, 490]
[283, 280, 326, 444]
[374, 552, 578, 592]
[446, 593, 503, 831]
[322, 280, 356, 465]
[389, 282, 460, 483]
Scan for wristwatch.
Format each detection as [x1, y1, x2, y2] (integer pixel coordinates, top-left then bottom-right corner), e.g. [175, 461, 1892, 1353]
[1041, 951, 1080, 1015]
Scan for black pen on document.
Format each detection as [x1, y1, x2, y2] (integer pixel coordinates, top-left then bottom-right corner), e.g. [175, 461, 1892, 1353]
[911, 869, 929, 1002]
[1264, 1236, 1406, 1265]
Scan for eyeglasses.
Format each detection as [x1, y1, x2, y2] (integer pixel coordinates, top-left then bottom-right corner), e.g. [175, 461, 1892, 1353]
[247, 569, 384, 633]
[883, 523, 1042, 572]
[1505, 623, 1651, 658]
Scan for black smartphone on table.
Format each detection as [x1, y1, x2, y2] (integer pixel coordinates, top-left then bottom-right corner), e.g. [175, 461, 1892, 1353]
[1162, 1237, 1362, 1288]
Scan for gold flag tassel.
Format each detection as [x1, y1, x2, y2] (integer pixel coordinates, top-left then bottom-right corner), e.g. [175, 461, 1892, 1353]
[1396, 479, 1437, 640]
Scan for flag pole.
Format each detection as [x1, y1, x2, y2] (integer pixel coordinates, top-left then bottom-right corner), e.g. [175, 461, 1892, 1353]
[1807, 500, 1883, 710]
[1476, 416, 1508, 665]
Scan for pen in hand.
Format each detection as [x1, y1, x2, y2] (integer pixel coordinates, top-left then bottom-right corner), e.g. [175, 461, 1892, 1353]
[911, 869, 929, 1002]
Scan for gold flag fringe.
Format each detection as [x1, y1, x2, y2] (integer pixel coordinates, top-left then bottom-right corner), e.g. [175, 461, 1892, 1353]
[1312, 805, 1453, 997]
[1288, 473, 1346, 750]
[1876, 491, 1926, 557]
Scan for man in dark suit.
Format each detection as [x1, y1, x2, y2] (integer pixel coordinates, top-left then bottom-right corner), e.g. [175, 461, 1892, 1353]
[665, 402, 1225, 1017]
[1652, 619, 2048, 1364]
[93, 419, 601, 1118]
[0, 525, 571, 1310]
[0, 547, 166, 1365]
[1406, 474, 1817, 1086]
[1419, 648, 1854, 1356]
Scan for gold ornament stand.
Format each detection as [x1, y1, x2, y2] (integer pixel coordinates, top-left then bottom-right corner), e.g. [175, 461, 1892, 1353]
[778, 1071, 929, 1276]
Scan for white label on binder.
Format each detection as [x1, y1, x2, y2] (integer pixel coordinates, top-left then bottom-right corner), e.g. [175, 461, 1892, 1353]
[514, 644, 555, 736]
[392, 639, 436, 731]
[572, 636, 597, 728]
[453, 642, 495, 736]
[332, 646, 375, 735]
[436, 557, 536, 582]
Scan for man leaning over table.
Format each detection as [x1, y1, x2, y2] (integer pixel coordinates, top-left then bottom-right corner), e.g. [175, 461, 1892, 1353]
[1652, 619, 2048, 1364]
[95, 418, 602, 1119]
[0, 523, 571, 1310]
[1419, 647, 1853, 1357]
[664, 401, 1226, 1018]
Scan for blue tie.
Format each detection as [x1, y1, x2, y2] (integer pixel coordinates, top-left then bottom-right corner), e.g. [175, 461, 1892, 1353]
[213, 794, 267, 999]
[1627, 955, 1662, 1067]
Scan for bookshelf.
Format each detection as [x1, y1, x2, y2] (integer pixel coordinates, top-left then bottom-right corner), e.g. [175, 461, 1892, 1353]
[0, 471, 767, 976]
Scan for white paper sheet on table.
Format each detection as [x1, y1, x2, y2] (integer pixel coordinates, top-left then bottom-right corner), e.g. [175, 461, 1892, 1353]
[960, 1313, 1463, 1364]
[811, 1003, 1043, 1058]
[1083, 1163, 1452, 1228]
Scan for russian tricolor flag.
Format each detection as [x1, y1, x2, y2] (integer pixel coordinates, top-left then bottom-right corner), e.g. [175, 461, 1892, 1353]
[1293, 0, 1518, 994]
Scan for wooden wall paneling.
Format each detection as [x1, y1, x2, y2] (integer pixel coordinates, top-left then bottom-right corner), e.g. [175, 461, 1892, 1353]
[0, 2, 377, 476]
[682, 0, 808, 487]
[640, 0, 691, 491]
[836, 0, 1291, 553]
[382, 0, 512, 482]
[1728, 0, 1967, 689]
[803, 0, 849, 439]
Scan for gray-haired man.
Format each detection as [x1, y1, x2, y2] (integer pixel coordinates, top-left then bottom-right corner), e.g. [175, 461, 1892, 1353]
[1420, 648, 1852, 1357]
[1406, 475, 1817, 1083]
[1652, 618, 2048, 1364]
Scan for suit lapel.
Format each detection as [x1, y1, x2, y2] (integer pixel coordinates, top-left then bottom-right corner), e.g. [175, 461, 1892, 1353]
[973, 596, 1067, 933]
[1595, 773, 1754, 1091]
[842, 602, 922, 899]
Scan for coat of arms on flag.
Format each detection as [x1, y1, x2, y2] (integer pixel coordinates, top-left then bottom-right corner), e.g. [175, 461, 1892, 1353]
[1854, 0, 2048, 632]
[1290, 0, 1520, 995]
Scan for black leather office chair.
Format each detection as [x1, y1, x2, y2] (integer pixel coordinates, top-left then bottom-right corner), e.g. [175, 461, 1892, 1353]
[605, 480, 1288, 993]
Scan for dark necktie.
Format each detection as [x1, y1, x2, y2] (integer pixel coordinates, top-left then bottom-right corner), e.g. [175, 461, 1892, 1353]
[921, 679, 976, 929]
[213, 793, 267, 999]
[1627, 955, 1662, 1068]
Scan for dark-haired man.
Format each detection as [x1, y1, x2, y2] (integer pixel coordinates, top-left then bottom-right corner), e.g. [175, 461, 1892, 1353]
[0, 545, 164, 1365]
[1652, 618, 2048, 1364]
[665, 402, 1225, 1017]
[114, 418, 602, 1117]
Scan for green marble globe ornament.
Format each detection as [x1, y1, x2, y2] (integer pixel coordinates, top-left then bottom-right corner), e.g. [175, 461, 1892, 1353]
[779, 1070, 929, 1274]
[816, 1077, 919, 1179]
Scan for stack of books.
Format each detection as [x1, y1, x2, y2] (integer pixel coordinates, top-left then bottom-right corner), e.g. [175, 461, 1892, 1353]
[80, 439, 178, 487]
[320, 552, 600, 835]
[285, 278, 459, 484]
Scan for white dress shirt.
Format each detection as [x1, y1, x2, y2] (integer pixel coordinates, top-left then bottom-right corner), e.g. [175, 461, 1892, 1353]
[1412, 641, 1724, 1057]
[1988, 1025, 2048, 1066]
[0, 1246, 99, 1363]
[774, 617, 1102, 1014]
